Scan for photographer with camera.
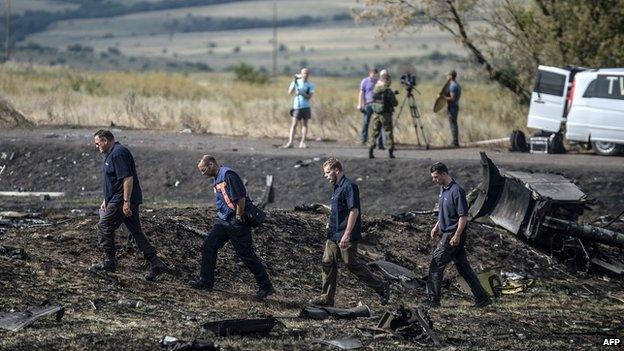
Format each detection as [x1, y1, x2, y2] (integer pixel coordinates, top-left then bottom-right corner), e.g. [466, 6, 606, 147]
[282, 68, 315, 149]
[368, 70, 398, 159]
[357, 68, 384, 149]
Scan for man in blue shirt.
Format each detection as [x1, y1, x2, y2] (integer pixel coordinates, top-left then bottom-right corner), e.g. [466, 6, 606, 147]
[357, 68, 384, 149]
[426, 162, 491, 308]
[309, 157, 390, 307]
[90, 130, 167, 281]
[283, 68, 315, 149]
[188, 155, 275, 300]
[439, 70, 462, 147]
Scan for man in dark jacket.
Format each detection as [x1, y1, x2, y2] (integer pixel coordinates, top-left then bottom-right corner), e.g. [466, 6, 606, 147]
[426, 162, 491, 308]
[369, 70, 398, 159]
[188, 155, 275, 300]
[90, 129, 167, 281]
[309, 157, 390, 307]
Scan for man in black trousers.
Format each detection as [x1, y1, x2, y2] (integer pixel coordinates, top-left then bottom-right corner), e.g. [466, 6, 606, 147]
[426, 162, 492, 308]
[90, 129, 167, 281]
[188, 155, 275, 300]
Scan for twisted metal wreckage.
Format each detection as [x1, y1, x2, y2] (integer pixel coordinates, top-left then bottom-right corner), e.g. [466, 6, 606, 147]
[469, 152, 624, 275]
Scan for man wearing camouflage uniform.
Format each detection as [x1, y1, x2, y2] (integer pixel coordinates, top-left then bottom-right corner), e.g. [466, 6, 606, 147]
[369, 70, 398, 159]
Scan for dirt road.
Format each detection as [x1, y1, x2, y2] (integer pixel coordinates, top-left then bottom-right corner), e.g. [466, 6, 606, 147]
[1, 127, 623, 216]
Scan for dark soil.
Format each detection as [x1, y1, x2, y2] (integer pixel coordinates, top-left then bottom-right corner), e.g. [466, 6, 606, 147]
[1, 128, 623, 350]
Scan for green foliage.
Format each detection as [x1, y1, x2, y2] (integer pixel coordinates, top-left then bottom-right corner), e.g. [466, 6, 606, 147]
[68, 75, 106, 95]
[231, 63, 269, 85]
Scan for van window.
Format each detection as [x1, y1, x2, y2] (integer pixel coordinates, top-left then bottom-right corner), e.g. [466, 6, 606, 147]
[594, 75, 624, 100]
[583, 79, 596, 98]
[534, 71, 566, 96]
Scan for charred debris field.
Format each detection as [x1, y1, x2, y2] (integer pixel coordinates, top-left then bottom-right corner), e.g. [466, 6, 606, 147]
[0, 207, 623, 350]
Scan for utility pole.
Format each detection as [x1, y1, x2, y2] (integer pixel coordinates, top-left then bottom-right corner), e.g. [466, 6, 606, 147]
[4, 0, 10, 62]
[272, 1, 277, 77]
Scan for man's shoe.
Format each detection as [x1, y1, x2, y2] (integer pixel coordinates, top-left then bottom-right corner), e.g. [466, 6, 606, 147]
[368, 148, 374, 159]
[256, 286, 276, 300]
[188, 277, 213, 290]
[388, 149, 395, 159]
[378, 281, 390, 306]
[89, 259, 117, 273]
[145, 256, 167, 281]
[308, 297, 333, 307]
[473, 297, 492, 308]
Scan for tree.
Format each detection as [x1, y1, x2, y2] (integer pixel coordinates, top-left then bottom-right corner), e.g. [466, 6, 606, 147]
[354, 0, 624, 104]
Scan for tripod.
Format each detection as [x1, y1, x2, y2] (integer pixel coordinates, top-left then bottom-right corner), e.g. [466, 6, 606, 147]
[395, 87, 429, 149]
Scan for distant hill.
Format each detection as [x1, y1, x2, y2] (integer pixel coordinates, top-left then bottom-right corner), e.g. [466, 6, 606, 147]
[2, 0, 466, 76]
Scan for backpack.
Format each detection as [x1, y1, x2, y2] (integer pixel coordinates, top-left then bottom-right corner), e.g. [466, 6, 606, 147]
[371, 88, 386, 114]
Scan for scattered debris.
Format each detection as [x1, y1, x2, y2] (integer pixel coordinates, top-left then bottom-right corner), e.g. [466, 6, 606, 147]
[368, 260, 425, 290]
[357, 243, 385, 261]
[256, 175, 274, 209]
[201, 317, 284, 336]
[0, 244, 27, 260]
[0, 165, 5, 176]
[299, 303, 371, 320]
[294, 158, 320, 168]
[372, 306, 441, 346]
[179, 128, 192, 134]
[392, 210, 436, 221]
[160, 336, 220, 351]
[118, 298, 143, 308]
[177, 223, 209, 238]
[0, 191, 65, 198]
[314, 336, 363, 350]
[469, 152, 624, 274]
[294, 203, 331, 214]
[0, 304, 65, 332]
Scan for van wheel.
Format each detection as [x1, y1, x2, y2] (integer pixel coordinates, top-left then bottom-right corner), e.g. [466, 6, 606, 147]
[592, 141, 623, 156]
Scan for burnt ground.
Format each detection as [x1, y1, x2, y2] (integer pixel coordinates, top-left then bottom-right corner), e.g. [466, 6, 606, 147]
[1, 127, 624, 350]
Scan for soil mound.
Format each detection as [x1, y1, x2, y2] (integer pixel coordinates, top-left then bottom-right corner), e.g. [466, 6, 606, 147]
[0, 97, 34, 129]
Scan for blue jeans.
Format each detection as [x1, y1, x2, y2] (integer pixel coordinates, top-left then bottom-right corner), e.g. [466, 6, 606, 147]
[361, 104, 384, 148]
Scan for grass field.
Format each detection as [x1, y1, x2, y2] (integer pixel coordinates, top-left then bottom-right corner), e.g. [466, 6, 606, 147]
[0, 62, 526, 146]
[22, 0, 466, 75]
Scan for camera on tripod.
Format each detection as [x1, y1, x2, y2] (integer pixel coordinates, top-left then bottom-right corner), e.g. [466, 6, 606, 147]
[400, 73, 417, 91]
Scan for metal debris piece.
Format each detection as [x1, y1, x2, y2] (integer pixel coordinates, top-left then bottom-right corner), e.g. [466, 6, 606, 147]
[299, 303, 371, 320]
[0, 191, 65, 198]
[257, 174, 274, 209]
[0, 304, 65, 331]
[159, 335, 220, 351]
[392, 210, 436, 221]
[178, 224, 209, 238]
[469, 152, 624, 274]
[314, 336, 363, 350]
[456, 267, 502, 297]
[357, 243, 385, 261]
[201, 317, 284, 336]
[368, 260, 424, 290]
[375, 305, 441, 346]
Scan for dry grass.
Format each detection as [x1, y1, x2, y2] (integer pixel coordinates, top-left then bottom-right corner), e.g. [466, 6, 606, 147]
[0, 62, 526, 145]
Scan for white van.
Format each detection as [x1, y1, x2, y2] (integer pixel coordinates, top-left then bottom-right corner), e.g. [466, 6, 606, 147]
[527, 65, 624, 155]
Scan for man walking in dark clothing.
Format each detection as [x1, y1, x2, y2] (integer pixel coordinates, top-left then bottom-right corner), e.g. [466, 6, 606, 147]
[90, 129, 167, 281]
[426, 162, 491, 308]
[309, 157, 390, 307]
[188, 155, 275, 300]
[439, 70, 462, 147]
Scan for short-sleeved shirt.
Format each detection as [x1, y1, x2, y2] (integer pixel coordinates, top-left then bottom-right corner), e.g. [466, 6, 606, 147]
[437, 179, 468, 233]
[102, 142, 142, 205]
[328, 176, 362, 241]
[447, 81, 461, 111]
[289, 80, 315, 109]
[223, 171, 246, 204]
[360, 76, 378, 104]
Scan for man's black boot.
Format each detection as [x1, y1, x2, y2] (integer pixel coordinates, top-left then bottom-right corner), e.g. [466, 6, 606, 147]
[89, 258, 117, 273]
[145, 256, 167, 281]
[256, 285, 276, 300]
[388, 148, 395, 159]
[368, 148, 374, 159]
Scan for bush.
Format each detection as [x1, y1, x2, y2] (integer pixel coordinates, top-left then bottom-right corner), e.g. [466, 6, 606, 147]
[231, 63, 269, 85]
